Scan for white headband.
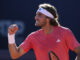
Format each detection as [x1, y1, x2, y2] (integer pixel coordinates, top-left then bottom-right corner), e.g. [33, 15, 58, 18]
[37, 8, 54, 19]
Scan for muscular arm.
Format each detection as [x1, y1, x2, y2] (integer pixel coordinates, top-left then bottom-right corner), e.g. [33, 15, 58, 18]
[9, 44, 26, 59]
[8, 24, 26, 59]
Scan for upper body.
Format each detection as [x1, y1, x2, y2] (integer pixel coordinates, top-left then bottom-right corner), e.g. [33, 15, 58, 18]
[20, 26, 80, 60]
[8, 3, 80, 60]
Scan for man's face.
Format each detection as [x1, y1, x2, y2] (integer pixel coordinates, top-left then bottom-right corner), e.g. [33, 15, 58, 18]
[35, 12, 47, 27]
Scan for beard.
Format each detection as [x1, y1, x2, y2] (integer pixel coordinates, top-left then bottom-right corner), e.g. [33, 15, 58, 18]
[35, 21, 40, 27]
[35, 20, 47, 27]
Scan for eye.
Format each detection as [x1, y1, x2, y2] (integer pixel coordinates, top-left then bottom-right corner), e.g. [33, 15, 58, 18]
[37, 13, 42, 16]
[36, 12, 46, 18]
[35, 13, 42, 18]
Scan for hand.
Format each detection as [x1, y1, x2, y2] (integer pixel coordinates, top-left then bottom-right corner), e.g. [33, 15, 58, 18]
[8, 24, 18, 35]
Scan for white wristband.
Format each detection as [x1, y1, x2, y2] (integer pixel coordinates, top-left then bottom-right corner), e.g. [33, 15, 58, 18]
[8, 33, 15, 44]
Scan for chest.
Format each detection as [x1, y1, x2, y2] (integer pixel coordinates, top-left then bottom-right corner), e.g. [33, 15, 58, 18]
[32, 33, 65, 51]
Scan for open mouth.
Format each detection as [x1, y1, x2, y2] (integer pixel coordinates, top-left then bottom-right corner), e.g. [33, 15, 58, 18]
[36, 20, 39, 24]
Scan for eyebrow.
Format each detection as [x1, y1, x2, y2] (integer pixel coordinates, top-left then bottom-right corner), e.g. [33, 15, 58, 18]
[36, 12, 42, 15]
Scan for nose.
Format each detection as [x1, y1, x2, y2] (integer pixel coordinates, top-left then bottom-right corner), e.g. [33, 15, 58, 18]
[35, 15, 38, 21]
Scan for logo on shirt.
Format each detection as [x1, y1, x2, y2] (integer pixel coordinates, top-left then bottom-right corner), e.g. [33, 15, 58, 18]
[56, 39, 61, 43]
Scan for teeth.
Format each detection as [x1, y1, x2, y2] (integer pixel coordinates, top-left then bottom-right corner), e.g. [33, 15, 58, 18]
[36, 21, 39, 23]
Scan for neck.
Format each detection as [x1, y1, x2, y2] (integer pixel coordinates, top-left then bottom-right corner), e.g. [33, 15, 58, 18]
[41, 25, 54, 34]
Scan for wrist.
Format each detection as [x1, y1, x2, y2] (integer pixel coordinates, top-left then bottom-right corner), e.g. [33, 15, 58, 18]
[8, 33, 15, 44]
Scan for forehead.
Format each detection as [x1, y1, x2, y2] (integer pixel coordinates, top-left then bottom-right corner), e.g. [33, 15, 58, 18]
[36, 12, 45, 16]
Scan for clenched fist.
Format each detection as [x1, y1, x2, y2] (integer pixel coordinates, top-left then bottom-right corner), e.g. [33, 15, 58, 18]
[8, 24, 18, 35]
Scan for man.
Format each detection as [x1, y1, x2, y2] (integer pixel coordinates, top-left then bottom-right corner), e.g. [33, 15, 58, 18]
[8, 3, 80, 60]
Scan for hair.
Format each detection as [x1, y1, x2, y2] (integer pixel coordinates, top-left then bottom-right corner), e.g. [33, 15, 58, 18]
[39, 3, 60, 26]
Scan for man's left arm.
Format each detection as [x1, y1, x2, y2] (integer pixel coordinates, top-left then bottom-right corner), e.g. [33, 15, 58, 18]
[64, 28, 80, 60]
[74, 47, 80, 60]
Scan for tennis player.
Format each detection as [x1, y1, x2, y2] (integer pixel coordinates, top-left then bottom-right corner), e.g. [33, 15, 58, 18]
[8, 3, 80, 60]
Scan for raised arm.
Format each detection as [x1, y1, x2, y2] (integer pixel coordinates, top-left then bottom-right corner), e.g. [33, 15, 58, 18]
[8, 24, 26, 59]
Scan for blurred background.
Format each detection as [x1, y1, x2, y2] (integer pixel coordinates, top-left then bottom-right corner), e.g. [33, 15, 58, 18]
[0, 0, 80, 60]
